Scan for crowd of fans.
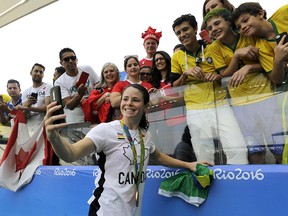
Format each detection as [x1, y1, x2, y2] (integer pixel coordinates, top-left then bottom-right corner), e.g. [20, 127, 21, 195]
[0, 0, 288, 166]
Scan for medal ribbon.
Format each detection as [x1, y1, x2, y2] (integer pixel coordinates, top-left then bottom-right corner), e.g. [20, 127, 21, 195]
[120, 119, 145, 190]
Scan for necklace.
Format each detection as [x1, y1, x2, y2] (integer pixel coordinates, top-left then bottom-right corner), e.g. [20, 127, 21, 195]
[120, 119, 145, 207]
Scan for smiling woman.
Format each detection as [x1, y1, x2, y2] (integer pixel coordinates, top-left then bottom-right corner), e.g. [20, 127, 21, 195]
[44, 83, 210, 215]
[0, 0, 287, 94]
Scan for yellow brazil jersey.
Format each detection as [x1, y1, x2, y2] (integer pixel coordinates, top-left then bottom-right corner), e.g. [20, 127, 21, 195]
[210, 33, 273, 106]
[256, 4, 288, 73]
[0, 94, 11, 126]
[171, 44, 227, 110]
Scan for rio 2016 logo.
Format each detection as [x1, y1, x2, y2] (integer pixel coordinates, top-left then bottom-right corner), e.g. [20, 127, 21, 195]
[213, 168, 264, 181]
[53, 168, 76, 176]
[146, 169, 181, 179]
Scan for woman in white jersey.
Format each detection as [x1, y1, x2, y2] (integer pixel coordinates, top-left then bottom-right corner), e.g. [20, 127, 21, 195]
[45, 84, 211, 216]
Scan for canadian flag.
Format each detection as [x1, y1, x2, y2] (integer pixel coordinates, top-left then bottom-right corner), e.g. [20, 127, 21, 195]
[0, 110, 54, 192]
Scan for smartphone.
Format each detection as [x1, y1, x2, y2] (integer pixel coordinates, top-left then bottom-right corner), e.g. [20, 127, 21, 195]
[275, 32, 288, 44]
[199, 29, 212, 44]
[30, 92, 38, 99]
[75, 71, 89, 88]
[50, 86, 65, 124]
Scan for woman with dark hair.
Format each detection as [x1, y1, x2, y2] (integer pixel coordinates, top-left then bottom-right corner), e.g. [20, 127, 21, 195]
[202, 0, 235, 17]
[45, 84, 211, 216]
[151, 51, 172, 90]
[149, 51, 183, 107]
[201, 0, 235, 31]
[110, 55, 152, 110]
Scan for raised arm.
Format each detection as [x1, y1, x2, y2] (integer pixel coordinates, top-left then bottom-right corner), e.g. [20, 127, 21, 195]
[63, 84, 87, 110]
[110, 92, 122, 108]
[45, 102, 95, 162]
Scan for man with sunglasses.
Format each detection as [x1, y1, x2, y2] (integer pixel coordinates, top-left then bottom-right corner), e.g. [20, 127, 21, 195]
[54, 47, 99, 124]
[139, 65, 152, 83]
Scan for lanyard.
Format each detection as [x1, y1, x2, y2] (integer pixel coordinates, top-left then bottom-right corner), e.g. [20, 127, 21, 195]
[120, 119, 145, 189]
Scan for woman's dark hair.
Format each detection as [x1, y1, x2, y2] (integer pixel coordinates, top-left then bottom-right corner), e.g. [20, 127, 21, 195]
[204, 8, 235, 30]
[151, 51, 171, 89]
[124, 55, 140, 70]
[123, 84, 150, 131]
[201, 0, 235, 30]
[202, 0, 235, 17]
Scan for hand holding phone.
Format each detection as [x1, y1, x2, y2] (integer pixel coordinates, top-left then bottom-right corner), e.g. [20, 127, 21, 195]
[50, 86, 65, 124]
[200, 29, 212, 44]
[275, 32, 288, 45]
[75, 72, 89, 88]
[30, 92, 38, 99]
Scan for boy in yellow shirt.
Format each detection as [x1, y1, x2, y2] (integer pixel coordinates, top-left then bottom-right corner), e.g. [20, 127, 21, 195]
[170, 14, 248, 164]
[204, 8, 282, 164]
[231, 3, 288, 163]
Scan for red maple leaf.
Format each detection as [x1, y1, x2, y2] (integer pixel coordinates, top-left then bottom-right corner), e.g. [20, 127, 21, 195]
[15, 142, 37, 172]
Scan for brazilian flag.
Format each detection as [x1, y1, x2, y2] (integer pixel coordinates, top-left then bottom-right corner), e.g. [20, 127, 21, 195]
[158, 164, 214, 207]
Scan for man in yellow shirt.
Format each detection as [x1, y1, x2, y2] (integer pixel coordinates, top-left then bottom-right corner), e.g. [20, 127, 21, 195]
[170, 14, 248, 164]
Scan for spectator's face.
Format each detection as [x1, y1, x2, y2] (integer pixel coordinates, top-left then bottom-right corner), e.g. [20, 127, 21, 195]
[7, 83, 21, 98]
[206, 16, 231, 41]
[60, 51, 78, 72]
[125, 58, 140, 79]
[103, 65, 118, 85]
[31, 65, 44, 83]
[234, 13, 262, 37]
[140, 67, 152, 83]
[205, 0, 224, 15]
[174, 21, 198, 48]
[143, 39, 158, 56]
[53, 69, 61, 83]
[155, 54, 167, 71]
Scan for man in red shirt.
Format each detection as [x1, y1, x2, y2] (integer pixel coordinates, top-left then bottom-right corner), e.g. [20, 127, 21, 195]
[140, 26, 162, 67]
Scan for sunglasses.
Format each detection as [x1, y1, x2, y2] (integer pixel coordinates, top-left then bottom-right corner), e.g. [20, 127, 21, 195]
[155, 57, 165, 62]
[62, 56, 77, 62]
[140, 72, 152, 76]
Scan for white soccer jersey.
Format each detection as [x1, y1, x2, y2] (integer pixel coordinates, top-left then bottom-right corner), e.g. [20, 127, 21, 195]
[22, 82, 52, 135]
[54, 65, 99, 124]
[86, 120, 156, 216]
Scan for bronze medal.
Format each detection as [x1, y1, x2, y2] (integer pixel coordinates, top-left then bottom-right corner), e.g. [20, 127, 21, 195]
[135, 189, 139, 207]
